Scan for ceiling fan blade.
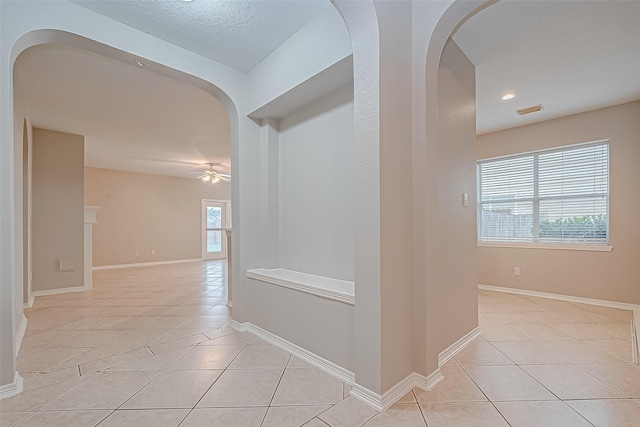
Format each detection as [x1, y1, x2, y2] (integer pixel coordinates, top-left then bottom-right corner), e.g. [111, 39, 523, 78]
[217, 173, 231, 178]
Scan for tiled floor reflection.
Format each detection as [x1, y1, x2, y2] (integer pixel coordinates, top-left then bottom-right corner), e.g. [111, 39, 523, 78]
[1, 262, 639, 426]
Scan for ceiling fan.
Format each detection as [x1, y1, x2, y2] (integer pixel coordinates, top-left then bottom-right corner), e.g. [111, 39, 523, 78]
[197, 163, 230, 183]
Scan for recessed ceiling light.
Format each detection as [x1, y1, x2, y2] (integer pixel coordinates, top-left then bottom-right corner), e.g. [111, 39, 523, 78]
[501, 93, 516, 101]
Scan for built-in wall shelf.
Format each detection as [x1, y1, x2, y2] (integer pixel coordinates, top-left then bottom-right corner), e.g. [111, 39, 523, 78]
[247, 268, 355, 305]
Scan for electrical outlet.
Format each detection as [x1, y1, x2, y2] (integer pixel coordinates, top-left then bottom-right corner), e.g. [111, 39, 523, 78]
[56, 257, 74, 272]
[514, 267, 521, 276]
[151, 249, 156, 255]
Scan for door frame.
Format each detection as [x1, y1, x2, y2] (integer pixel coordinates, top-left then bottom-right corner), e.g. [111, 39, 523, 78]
[201, 199, 231, 260]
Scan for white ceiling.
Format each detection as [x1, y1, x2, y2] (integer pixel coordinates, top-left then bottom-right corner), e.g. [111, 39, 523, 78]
[72, 0, 333, 72]
[452, 0, 640, 134]
[17, 45, 231, 178]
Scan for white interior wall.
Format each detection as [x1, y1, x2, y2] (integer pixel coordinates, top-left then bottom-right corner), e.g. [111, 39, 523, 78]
[246, 8, 352, 115]
[0, 0, 484, 409]
[0, 0, 253, 391]
[331, 0, 384, 395]
[237, 2, 359, 381]
[241, 84, 356, 373]
[11, 53, 28, 364]
[434, 38, 478, 354]
[376, 0, 417, 392]
[413, 0, 484, 379]
[279, 85, 354, 281]
[245, 279, 355, 370]
[12, 69, 26, 312]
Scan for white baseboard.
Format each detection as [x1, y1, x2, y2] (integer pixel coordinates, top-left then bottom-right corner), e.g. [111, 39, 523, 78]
[15, 314, 27, 357]
[92, 258, 203, 271]
[229, 319, 447, 412]
[350, 369, 443, 412]
[438, 327, 482, 367]
[230, 320, 354, 384]
[23, 293, 34, 309]
[478, 284, 640, 311]
[32, 285, 88, 298]
[0, 372, 24, 400]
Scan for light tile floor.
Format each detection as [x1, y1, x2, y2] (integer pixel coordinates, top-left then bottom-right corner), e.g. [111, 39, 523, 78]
[1, 261, 639, 426]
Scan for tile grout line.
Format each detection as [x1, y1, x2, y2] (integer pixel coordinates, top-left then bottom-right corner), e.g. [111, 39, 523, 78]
[455, 357, 517, 427]
[93, 408, 117, 426]
[414, 391, 431, 427]
[184, 327, 254, 410]
[176, 325, 256, 426]
[479, 293, 635, 426]
[258, 353, 292, 427]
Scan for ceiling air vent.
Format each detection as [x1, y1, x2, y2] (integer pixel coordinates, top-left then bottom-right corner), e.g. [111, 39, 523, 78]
[516, 105, 543, 115]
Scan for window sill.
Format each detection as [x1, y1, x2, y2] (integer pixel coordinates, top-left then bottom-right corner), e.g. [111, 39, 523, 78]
[477, 241, 613, 252]
[246, 268, 355, 305]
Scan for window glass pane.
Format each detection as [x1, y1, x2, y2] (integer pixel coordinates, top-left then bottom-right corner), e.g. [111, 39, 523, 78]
[539, 197, 607, 242]
[207, 206, 221, 229]
[207, 230, 222, 253]
[478, 201, 534, 241]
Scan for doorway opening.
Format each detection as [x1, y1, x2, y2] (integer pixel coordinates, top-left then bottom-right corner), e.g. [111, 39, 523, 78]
[202, 199, 230, 260]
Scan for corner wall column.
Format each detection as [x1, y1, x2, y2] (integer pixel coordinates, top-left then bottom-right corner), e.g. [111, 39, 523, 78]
[83, 206, 101, 290]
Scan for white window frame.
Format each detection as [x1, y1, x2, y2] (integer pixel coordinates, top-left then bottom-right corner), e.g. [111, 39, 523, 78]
[477, 140, 612, 251]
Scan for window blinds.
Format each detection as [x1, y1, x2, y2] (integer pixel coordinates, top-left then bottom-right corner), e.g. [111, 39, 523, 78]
[477, 141, 609, 244]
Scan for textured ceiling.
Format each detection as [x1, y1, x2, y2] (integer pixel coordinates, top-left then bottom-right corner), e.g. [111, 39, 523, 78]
[72, 0, 333, 72]
[452, 0, 640, 134]
[17, 45, 231, 178]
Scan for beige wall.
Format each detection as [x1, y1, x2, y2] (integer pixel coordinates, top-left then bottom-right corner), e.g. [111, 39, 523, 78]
[32, 128, 85, 292]
[85, 167, 230, 267]
[429, 38, 478, 356]
[477, 101, 640, 305]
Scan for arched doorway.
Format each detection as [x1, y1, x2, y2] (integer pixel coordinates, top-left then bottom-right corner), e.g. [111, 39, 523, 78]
[1, 28, 242, 397]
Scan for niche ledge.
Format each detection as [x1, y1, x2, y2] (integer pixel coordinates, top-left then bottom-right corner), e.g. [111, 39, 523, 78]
[246, 268, 355, 305]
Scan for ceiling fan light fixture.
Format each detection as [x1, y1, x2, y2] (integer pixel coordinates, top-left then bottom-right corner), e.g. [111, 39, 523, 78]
[197, 163, 230, 184]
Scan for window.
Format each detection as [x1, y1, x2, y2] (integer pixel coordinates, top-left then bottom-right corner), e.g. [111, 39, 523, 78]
[477, 141, 609, 245]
